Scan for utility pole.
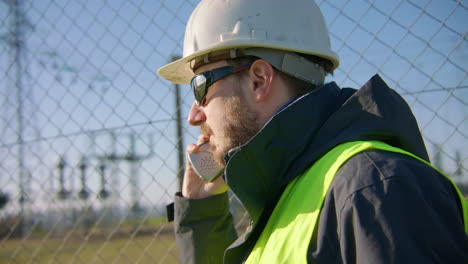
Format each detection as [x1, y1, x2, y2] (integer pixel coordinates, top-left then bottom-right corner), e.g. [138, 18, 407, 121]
[172, 55, 184, 192]
[433, 144, 444, 172]
[98, 161, 109, 200]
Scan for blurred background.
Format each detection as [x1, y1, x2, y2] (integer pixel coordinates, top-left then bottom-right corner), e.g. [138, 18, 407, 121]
[0, 0, 466, 263]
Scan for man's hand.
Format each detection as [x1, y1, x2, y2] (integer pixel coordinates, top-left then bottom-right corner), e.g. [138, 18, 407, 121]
[182, 135, 229, 199]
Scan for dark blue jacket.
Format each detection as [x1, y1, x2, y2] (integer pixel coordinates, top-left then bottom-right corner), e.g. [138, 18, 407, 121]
[171, 75, 468, 263]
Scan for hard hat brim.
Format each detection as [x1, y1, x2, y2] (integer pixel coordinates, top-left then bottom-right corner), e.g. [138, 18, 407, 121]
[157, 41, 339, 84]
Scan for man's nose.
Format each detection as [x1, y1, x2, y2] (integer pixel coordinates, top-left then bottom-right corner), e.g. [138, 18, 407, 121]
[188, 102, 207, 126]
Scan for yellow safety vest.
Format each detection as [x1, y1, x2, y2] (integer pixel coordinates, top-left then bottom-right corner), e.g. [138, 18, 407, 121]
[245, 141, 468, 264]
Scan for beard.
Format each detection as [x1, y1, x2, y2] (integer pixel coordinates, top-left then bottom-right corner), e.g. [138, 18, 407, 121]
[201, 94, 260, 166]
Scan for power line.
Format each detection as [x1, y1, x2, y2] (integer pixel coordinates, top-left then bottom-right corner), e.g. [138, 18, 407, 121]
[0, 118, 175, 149]
[400, 85, 468, 96]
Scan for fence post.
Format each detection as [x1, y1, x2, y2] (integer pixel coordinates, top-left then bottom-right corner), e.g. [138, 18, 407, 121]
[172, 55, 184, 192]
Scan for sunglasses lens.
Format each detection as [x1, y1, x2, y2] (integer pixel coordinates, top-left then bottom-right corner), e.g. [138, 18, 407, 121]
[191, 74, 208, 104]
[190, 64, 251, 105]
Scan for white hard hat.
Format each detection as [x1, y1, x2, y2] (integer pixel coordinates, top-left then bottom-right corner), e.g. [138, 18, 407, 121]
[157, 0, 339, 84]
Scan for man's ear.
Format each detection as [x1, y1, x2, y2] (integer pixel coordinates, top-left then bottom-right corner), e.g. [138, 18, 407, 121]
[248, 60, 275, 102]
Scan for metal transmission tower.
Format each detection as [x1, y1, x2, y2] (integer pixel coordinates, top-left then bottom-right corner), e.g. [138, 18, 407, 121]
[1, 0, 33, 236]
[91, 131, 154, 217]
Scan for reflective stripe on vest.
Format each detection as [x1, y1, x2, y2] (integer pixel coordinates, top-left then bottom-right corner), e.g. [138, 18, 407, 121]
[245, 141, 468, 264]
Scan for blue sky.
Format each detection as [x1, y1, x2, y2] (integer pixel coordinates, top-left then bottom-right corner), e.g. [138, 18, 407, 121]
[0, 0, 466, 212]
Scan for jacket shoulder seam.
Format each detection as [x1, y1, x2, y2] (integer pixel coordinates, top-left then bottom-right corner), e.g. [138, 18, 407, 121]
[336, 151, 396, 234]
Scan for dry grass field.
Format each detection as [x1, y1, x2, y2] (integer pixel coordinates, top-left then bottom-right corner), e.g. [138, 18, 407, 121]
[0, 225, 178, 264]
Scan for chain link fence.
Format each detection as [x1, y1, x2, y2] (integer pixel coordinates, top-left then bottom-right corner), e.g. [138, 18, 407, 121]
[0, 0, 466, 263]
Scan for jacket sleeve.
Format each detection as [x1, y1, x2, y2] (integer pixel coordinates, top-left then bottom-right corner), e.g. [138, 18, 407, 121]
[174, 192, 238, 264]
[336, 151, 468, 264]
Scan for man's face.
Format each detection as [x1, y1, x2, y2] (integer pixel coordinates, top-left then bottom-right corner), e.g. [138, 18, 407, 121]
[189, 60, 260, 166]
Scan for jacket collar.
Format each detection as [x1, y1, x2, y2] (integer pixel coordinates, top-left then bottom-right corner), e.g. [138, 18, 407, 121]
[224, 81, 345, 227]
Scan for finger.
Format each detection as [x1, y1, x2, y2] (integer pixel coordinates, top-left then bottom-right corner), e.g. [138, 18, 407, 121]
[197, 134, 210, 145]
[186, 143, 200, 155]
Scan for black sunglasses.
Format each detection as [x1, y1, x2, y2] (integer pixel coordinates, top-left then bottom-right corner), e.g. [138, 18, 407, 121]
[191, 63, 252, 106]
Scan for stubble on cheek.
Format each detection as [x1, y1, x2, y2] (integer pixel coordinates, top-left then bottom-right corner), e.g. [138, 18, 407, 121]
[214, 96, 259, 166]
[197, 85, 260, 167]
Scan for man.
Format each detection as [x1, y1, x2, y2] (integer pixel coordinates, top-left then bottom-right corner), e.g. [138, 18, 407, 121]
[158, 0, 468, 263]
